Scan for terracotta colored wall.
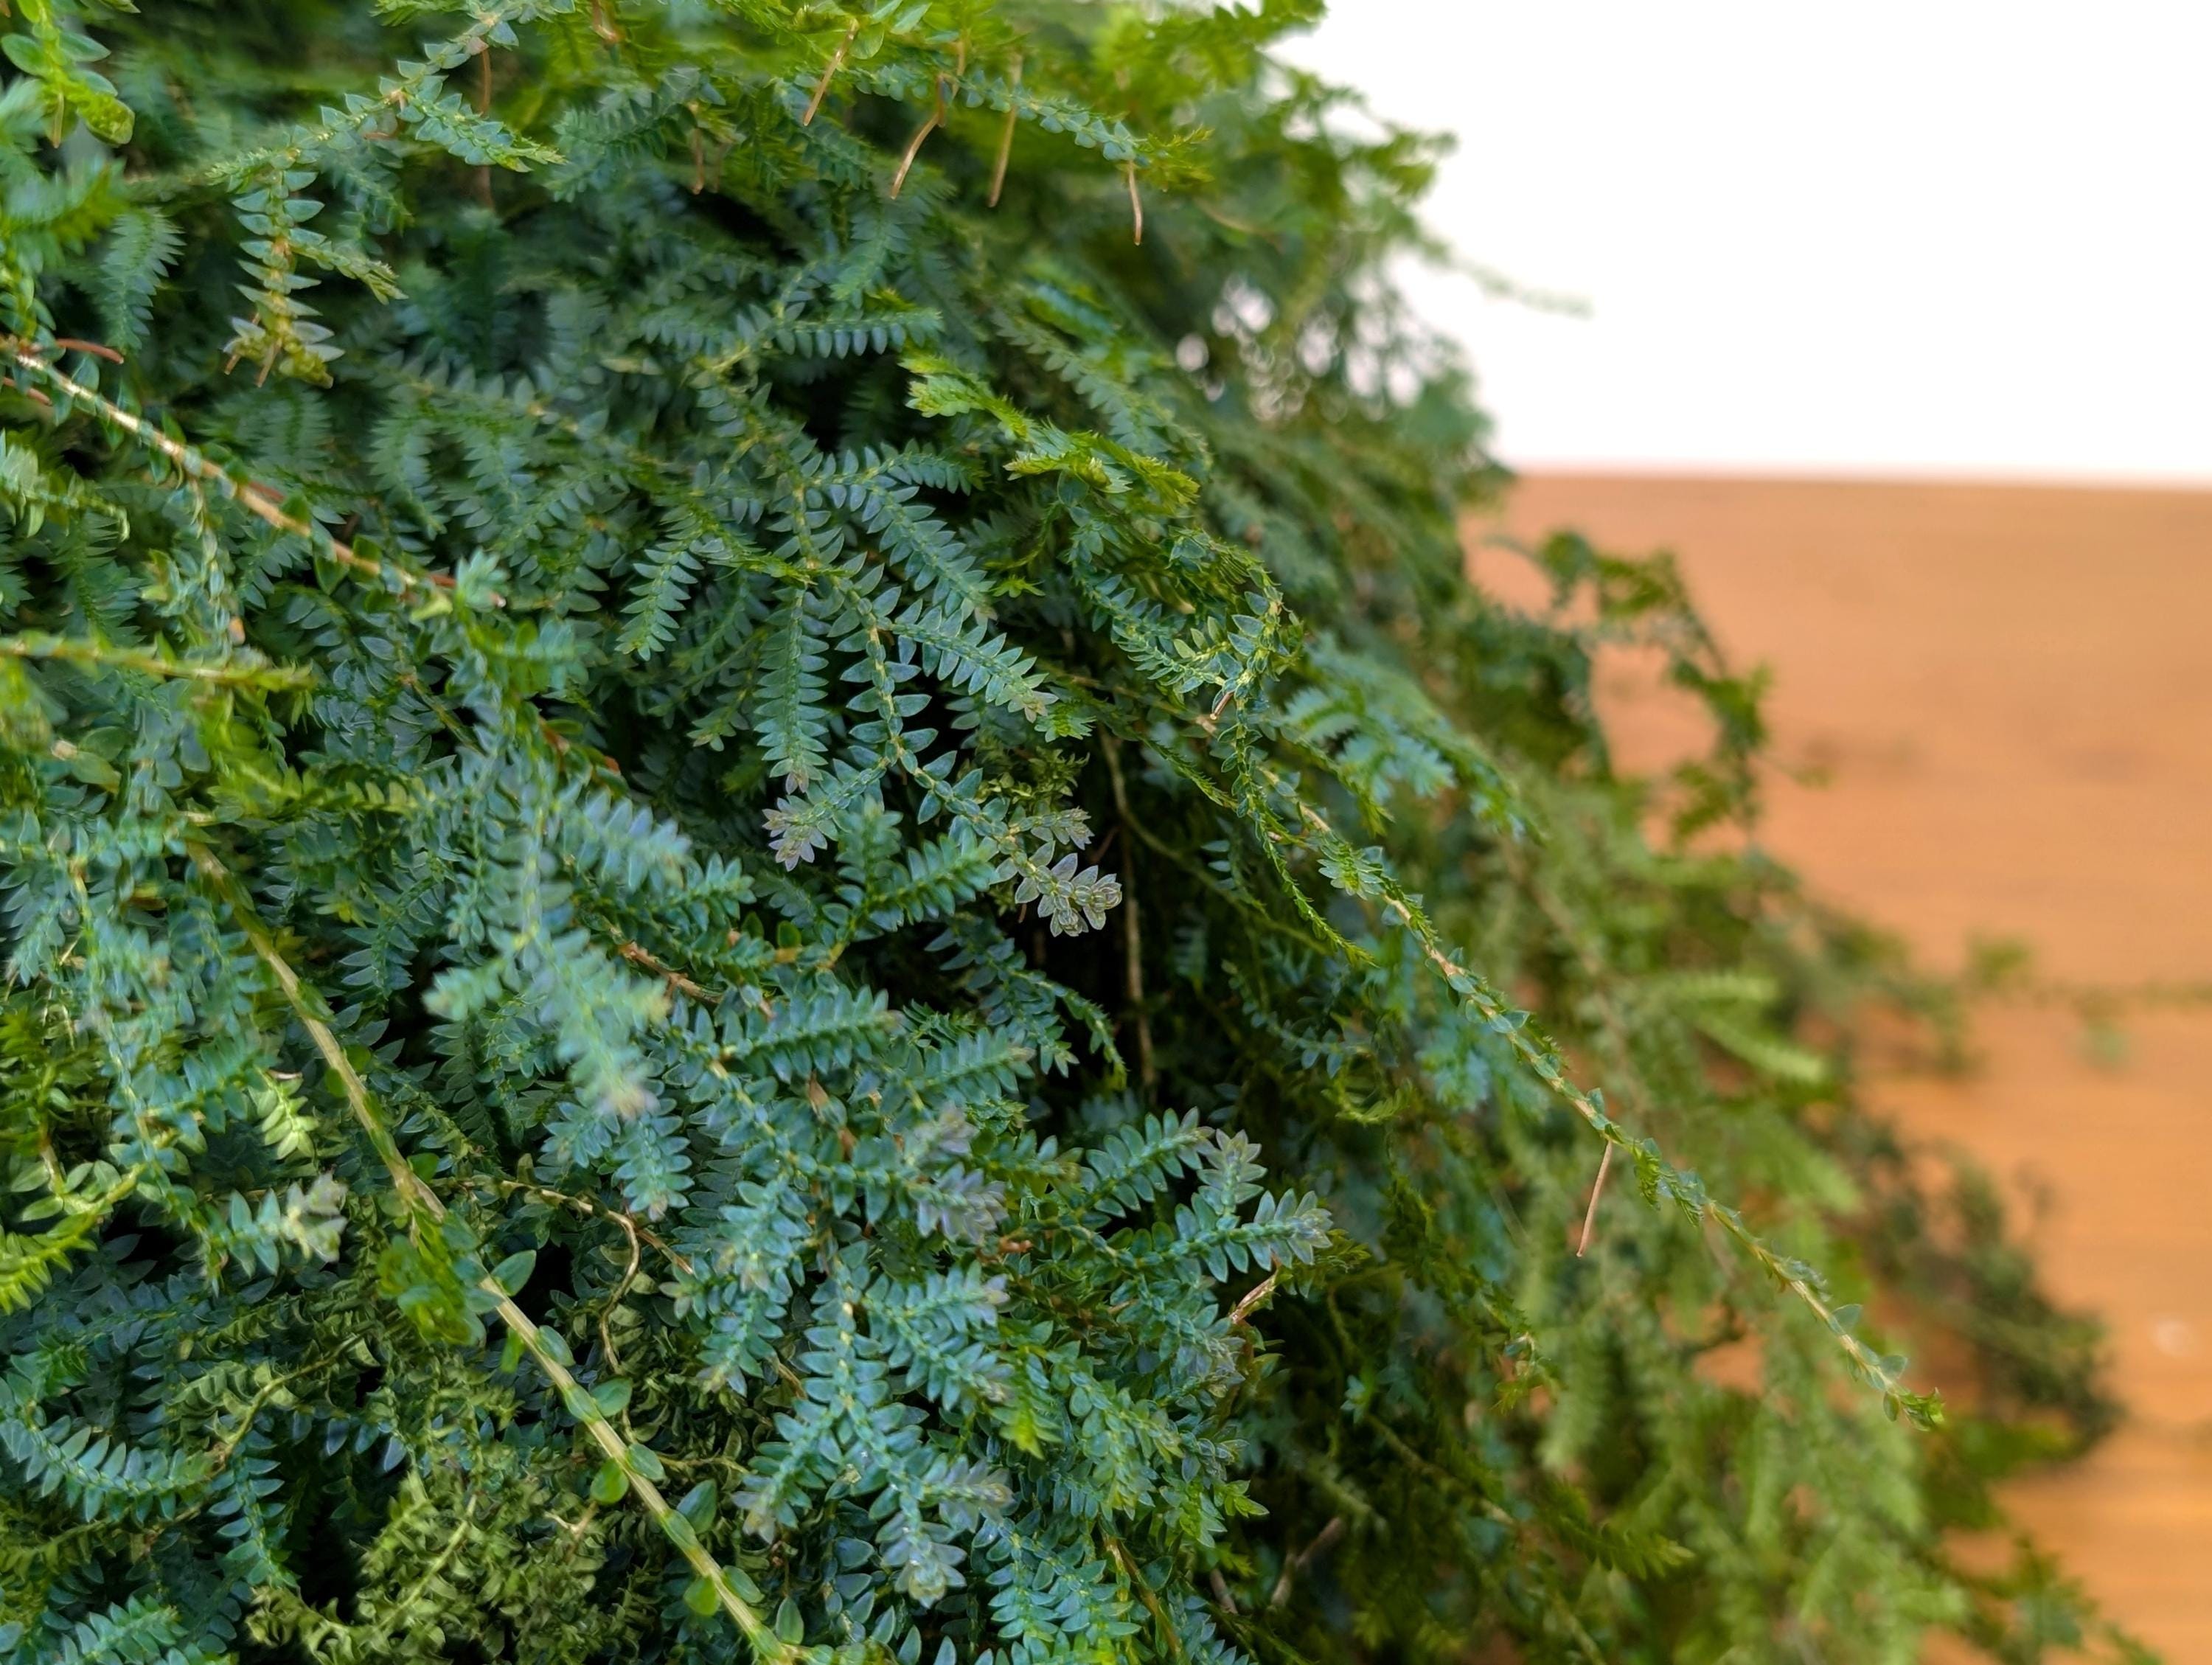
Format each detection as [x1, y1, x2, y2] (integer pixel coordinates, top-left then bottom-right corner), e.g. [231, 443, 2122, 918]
[1481, 475, 2212, 1660]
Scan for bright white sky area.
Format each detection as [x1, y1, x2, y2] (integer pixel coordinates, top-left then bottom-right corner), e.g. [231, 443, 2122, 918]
[1277, 1, 2212, 482]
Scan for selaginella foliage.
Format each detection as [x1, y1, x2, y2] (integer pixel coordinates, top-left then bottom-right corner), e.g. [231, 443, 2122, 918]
[0, 2, 2143, 1662]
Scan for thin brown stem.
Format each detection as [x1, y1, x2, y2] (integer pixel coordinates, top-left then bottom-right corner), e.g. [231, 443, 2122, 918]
[597, 1203, 644, 1377]
[1101, 736, 1156, 1091]
[888, 106, 939, 198]
[1576, 1142, 1614, 1258]
[486, 1178, 695, 1276]
[891, 50, 959, 200]
[616, 938, 711, 1002]
[1125, 161, 1144, 245]
[49, 336, 122, 363]
[802, 21, 857, 126]
[1267, 1515, 1343, 1610]
[987, 55, 1021, 206]
[475, 45, 494, 206]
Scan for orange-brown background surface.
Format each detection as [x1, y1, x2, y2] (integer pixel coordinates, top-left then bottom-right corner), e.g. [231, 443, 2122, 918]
[1483, 476, 2212, 1660]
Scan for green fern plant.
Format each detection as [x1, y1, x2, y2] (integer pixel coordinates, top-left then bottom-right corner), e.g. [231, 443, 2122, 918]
[0, 3, 2144, 1662]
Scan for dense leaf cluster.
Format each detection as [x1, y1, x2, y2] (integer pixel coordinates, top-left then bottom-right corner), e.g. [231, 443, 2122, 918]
[0, 2, 2141, 1663]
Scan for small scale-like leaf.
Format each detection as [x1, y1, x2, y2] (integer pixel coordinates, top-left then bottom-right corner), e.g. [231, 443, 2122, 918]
[590, 1461, 627, 1506]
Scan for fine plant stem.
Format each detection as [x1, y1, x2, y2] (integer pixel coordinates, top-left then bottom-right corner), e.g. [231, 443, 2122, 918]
[890, 52, 958, 199]
[1202, 722, 1934, 1422]
[474, 41, 493, 206]
[615, 937, 713, 1001]
[1105, 1536, 1184, 1661]
[1376, 889, 1928, 1419]
[987, 55, 1021, 206]
[1267, 1515, 1343, 1610]
[1575, 1144, 1613, 1258]
[6, 345, 483, 605]
[1101, 736, 1158, 1091]
[0, 632, 308, 687]
[801, 21, 856, 125]
[479, 1177, 696, 1276]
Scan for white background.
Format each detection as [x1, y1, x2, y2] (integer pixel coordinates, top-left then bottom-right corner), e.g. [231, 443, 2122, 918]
[1279, 2, 2212, 481]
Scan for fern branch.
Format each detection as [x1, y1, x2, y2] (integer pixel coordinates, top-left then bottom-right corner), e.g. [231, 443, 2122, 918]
[187, 843, 799, 1664]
